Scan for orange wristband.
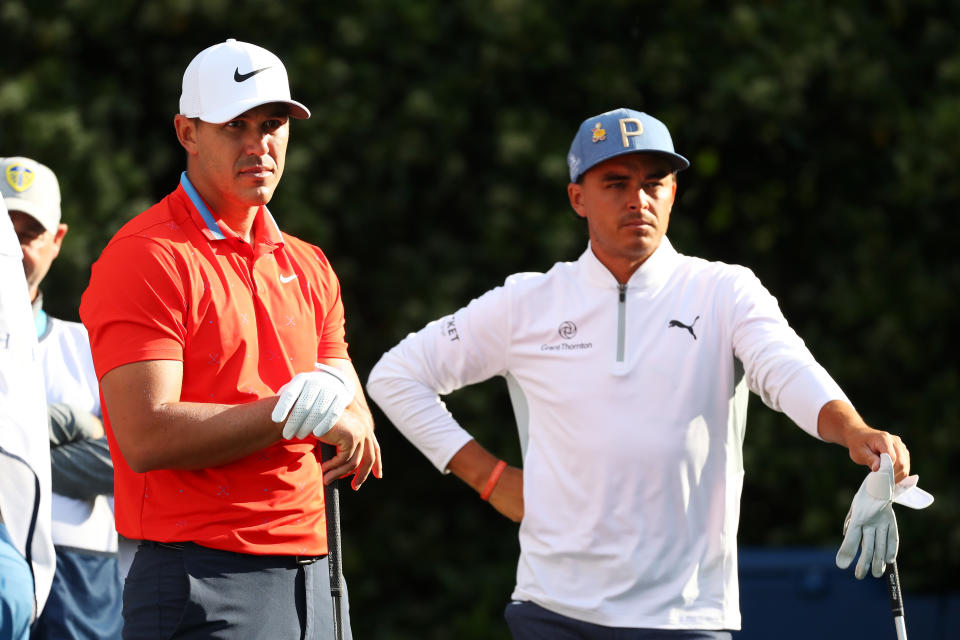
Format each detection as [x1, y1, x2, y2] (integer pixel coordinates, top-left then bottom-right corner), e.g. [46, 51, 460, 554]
[480, 460, 508, 501]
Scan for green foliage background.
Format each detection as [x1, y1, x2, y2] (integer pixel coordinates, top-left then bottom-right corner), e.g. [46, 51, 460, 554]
[3, 1, 957, 637]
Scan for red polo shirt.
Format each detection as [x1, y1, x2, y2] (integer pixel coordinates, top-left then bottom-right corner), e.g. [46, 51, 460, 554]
[80, 173, 348, 555]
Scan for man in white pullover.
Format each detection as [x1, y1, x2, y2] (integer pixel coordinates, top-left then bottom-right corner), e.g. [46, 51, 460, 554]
[366, 108, 912, 639]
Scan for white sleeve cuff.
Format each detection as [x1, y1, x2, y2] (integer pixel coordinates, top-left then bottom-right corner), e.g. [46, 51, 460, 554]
[777, 365, 851, 440]
[366, 355, 477, 474]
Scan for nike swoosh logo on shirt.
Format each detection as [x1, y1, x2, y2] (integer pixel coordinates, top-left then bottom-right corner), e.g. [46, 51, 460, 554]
[234, 67, 270, 82]
[279, 274, 298, 283]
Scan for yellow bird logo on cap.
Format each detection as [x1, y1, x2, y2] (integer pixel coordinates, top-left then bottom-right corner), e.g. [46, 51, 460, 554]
[591, 122, 607, 143]
[5, 164, 34, 192]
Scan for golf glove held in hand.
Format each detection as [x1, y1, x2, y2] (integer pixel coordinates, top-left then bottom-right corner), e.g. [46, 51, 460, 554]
[272, 364, 355, 440]
[836, 453, 933, 579]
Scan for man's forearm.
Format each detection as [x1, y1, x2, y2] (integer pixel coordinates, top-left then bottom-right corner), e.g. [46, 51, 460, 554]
[447, 439, 504, 492]
[817, 399, 910, 481]
[816, 400, 871, 446]
[101, 360, 286, 473]
[447, 439, 523, 522]
[113, 398, 283, 473]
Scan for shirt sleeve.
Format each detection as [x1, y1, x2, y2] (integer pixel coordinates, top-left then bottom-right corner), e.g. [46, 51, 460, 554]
[366, 283, 512, 472]
[310, 247, 349, 360]
[80, 236, 188, 380]
[728, 267, 849, 439]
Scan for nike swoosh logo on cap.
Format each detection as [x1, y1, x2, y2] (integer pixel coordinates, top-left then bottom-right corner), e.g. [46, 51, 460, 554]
[234, 66, 271, 82]
[279, 274, 298, 283]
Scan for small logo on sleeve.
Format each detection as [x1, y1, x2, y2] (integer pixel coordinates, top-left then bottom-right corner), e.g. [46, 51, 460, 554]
[668, 316, 700, 340]
[443, 316, 460, 342]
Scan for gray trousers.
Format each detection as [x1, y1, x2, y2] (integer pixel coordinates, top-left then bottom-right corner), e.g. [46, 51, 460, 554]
[122, 541, 351, 640]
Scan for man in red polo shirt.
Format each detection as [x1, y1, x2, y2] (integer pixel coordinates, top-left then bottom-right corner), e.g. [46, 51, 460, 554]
[80, 39, 381, 639]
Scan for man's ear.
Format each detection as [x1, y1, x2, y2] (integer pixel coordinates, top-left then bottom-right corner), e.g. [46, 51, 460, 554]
[48, 222, 68, 260]
[174, 115, 199, 154]
[52, 223, 68, 247]
[567, 182, 587, 219]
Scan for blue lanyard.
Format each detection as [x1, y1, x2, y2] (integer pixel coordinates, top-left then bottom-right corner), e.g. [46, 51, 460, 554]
[35, 308, 47, 338]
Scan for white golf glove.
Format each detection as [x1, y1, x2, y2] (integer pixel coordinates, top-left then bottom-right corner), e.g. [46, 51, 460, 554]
[836, 453, 933, 579]
[272, 363, 355, 440]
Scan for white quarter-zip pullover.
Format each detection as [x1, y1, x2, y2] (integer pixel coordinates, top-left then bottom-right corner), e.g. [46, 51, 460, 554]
[367, 238, 847, 630]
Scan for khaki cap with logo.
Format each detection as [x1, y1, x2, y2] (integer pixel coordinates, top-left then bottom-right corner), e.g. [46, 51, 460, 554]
[0, 157, 62, 232]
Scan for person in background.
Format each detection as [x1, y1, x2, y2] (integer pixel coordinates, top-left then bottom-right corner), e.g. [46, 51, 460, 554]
[0, 197, 55, 639]
[2, 156, 122, 639]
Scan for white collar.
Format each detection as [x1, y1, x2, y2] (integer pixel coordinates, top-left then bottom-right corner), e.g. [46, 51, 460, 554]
[577, 237, 680, 293]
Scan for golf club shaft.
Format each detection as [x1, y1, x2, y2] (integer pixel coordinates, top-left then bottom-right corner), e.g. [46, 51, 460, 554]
[887, 561, 907, 640]
[321, 443, 345, 640]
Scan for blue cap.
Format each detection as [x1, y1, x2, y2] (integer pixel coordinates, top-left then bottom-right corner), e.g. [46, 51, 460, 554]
[566, 108, 690, 182]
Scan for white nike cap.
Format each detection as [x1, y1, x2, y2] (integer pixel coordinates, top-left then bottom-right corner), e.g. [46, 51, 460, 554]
[0, 156, 61, 232]
[179, 39, 311, 123]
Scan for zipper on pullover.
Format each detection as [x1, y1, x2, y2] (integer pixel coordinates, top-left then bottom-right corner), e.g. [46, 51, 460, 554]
[617, 283, 627, 362]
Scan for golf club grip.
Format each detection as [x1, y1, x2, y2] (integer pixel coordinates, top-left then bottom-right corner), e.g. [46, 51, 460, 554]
[320, 443, 345, 640]
[327, 488, 343, 590]
[887, 561, 904, 618]
[887, 561, 908, 640]
[320, 444, 344, 588]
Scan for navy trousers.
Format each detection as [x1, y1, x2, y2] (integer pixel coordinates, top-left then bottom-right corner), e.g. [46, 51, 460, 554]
[33, 547, 123, 640]
[505, 600, 733, 640]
